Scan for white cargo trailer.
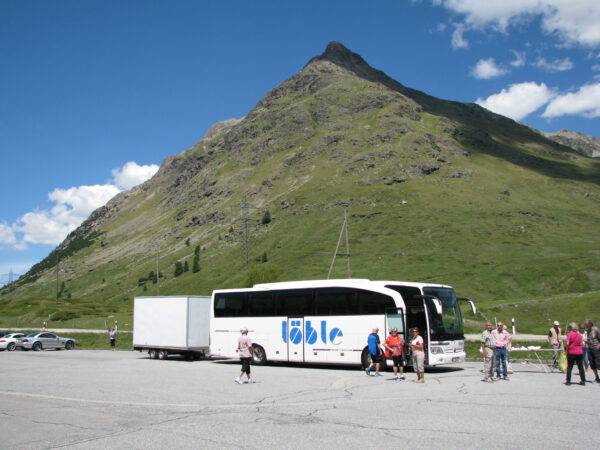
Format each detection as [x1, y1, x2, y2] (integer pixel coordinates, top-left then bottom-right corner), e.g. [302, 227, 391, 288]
[133, 296, 211, 360]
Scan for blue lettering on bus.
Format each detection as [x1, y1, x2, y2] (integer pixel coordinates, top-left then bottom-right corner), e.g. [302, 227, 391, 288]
[281, 320, 343, 345]
[289, 320, 303, 344]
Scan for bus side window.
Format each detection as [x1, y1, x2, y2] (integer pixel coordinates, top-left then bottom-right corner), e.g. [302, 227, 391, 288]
[248, 292, 275, 317]
[214, 296, 226, 317]
[215, 293, 247, 317]
[314, 288, 356, 315]
[358, 291, 395, 314]
[276, 289, 314, 316]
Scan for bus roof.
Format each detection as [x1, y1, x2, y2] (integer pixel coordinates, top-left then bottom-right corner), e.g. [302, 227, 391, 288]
[253, 279, 372, 290]
[372, 280, 453, 290]
[211, 279, 453, 295]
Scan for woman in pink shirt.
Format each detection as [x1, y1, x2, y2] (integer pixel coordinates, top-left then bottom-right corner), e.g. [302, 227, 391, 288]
[235, 327, 255, 384]
[565, 322, 586, 386]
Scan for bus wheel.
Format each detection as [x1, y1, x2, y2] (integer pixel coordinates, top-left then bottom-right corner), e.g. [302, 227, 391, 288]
[252, 345, 267, 365]
[148, 349, 158, 359]
[361, 348, 371, 369]
[157, 350, 168, 360]
[360, 348, 387, 372]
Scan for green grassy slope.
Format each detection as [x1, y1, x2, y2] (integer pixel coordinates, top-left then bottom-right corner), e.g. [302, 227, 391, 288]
[1, 42, 599, 331]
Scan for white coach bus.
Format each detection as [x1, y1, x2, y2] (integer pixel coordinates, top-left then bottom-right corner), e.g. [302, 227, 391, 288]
[209, 279, 475, 368]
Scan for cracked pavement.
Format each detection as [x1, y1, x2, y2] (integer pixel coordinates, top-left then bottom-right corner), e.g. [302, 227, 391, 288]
[0, 350, 598, 449]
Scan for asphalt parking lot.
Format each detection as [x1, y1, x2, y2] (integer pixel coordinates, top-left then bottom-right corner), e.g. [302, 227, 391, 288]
[0, 350, 598, 449]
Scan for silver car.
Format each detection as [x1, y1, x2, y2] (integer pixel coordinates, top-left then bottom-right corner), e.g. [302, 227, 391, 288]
[21, 332, 76, 351]
[0, 333, 26, 351]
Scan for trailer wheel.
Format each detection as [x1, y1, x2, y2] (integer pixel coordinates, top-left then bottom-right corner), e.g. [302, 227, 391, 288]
[148, 349, 158, 359]
[252, 345, 267, 365]
[157, 350, 168, 360]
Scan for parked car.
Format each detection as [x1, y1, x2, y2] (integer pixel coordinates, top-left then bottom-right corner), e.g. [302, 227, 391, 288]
[0, 333, 26, 351]
[21, 332, 76, 351]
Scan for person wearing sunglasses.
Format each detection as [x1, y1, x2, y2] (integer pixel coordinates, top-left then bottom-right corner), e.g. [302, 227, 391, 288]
[384, 327, 405, 381]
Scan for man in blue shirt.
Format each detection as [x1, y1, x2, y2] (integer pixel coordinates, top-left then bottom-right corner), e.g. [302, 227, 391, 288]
[366, 328, 384, 376]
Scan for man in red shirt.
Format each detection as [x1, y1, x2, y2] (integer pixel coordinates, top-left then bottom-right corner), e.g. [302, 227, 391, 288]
[384, 328, 405, 381]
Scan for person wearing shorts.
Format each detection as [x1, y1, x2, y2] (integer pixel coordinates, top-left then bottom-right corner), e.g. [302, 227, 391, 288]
[384, 327, 405, 381]
[108, 327, 117, 351]
[410, 327, 425, 383]
[585, 320, 600, 383]
[365, 328, 384, 377]
[236, 327, 254, 384]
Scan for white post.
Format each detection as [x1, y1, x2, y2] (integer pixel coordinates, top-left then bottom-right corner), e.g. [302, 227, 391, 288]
[512, 318, 516, 336]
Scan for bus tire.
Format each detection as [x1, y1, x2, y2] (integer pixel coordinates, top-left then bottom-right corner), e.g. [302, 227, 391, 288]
[252, 345, 267, 365]
[361, 348, 387, 372]
[157, 350, 168, 360]
[148, 349, 158, 359]
[361, 348, 371, 369]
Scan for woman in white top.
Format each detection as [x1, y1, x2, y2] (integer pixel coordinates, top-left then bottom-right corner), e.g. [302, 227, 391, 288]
[235, 327, 255, 384]
[410, 327, 425, 383]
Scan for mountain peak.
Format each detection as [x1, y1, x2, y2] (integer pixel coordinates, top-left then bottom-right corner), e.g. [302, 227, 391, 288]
[309, 41, 370, 70]
[305, 41, 405, 94]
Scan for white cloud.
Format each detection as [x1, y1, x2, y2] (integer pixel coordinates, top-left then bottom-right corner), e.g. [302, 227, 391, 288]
[509, 50, 526, 67]
[17, 184, 120, 245]
[471, 58, 508, 79]
[0, 223, 19, 249]
[436, 22, 447, 32]
[2, 161, 158, 248]
[534, 57, 574, 72]
[111, 161, 159, 190]
[542, 82, 600, 118]
[435, 0, 600, 47]
[451, 23, 469, 49]
[476, 81, 554, 120]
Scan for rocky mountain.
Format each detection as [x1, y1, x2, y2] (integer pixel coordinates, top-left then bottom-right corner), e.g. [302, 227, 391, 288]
[543, 129, 600, 158]
[2, 42, 599, 326]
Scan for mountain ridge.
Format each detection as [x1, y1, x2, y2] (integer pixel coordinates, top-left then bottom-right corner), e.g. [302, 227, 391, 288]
[543, 129, 600, 158]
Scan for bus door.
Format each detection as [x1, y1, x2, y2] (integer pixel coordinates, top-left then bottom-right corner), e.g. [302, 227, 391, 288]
[385, 308, 406, 353]
[286, 317, 304, 362]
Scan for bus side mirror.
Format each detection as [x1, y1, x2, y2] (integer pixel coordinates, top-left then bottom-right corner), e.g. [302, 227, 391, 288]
[458, 297, 477, 315]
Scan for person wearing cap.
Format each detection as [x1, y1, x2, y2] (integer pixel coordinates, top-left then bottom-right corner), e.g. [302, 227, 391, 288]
[235, 327, 254, 384]
[548, 321, 563, 369]
[480, 322, 495, 382]
[365, 328, 384, 377]
[384, 327, 405, 381]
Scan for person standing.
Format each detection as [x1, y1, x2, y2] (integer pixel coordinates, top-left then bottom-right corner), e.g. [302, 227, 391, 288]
[585, 320, 600, 383]
[580, 323, 589, 371]
[564, 322, 586, 386]
[503, 324, 514, 374]
[409, 327, 425, 383]
[492, 321, 510, 380]
[384, 327, 405, 381]
[480, 322, 495, 382]
[548, 321, 563, 368]
[108, 327, 117, 351]
[235, 327, 254, 384]
[366, 328, 384, 377]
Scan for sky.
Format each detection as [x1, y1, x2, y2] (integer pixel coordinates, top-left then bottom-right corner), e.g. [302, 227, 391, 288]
[1, 0, 599, 284]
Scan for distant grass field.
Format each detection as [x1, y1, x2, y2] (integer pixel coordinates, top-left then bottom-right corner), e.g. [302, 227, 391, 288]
[464, 340, 550, 361]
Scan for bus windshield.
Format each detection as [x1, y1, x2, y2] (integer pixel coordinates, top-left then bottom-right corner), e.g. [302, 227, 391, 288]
[423, 287, 463, 341]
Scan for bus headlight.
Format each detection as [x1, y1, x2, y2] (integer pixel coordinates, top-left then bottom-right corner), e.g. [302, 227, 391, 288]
[430, 346, 444, 354]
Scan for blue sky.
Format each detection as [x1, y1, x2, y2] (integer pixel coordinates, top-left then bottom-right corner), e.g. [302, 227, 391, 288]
[1, 0, 599, 283]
